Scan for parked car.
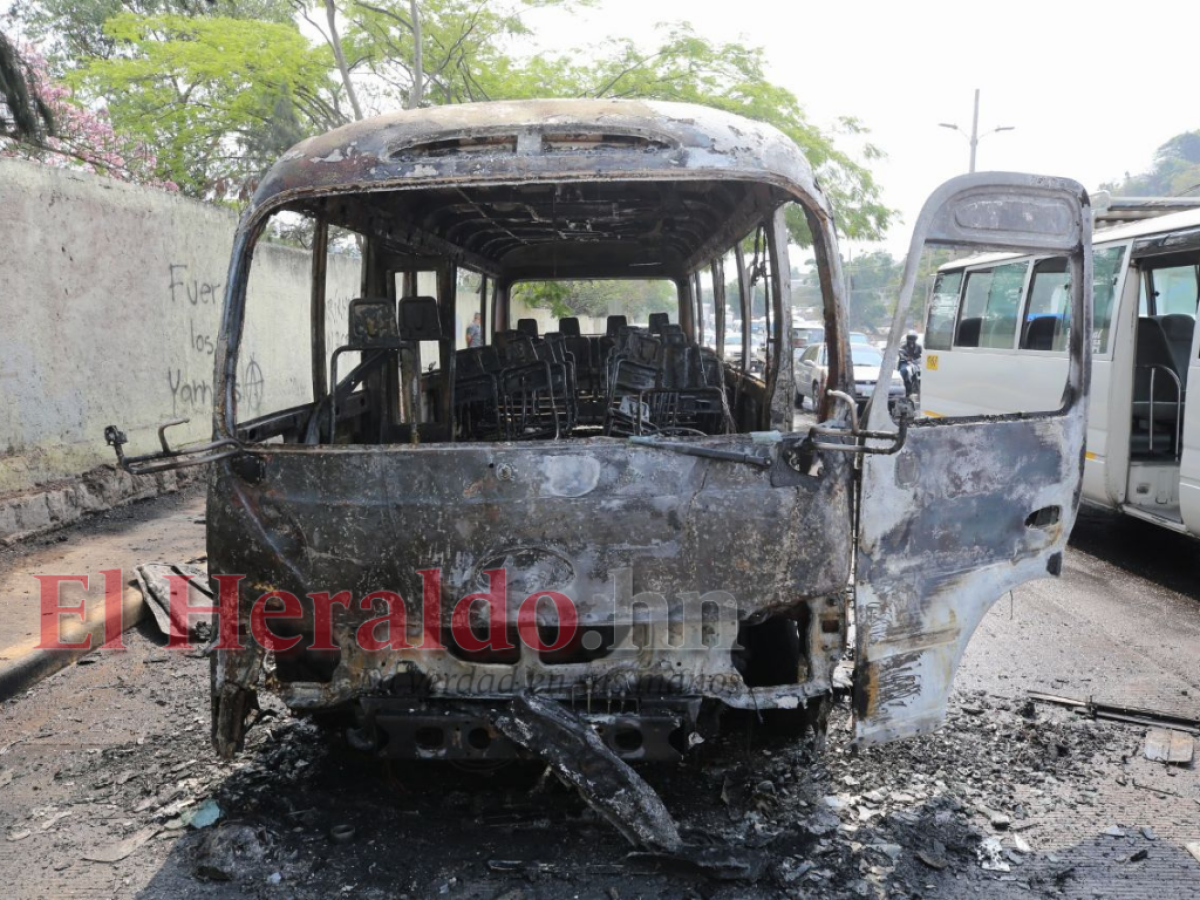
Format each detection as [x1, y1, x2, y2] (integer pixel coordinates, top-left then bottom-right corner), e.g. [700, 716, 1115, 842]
[849, 331, 870, 345]
[794, 342, 905, 411]
[791, 323, 824, 349]
[723, 331, 744, 365]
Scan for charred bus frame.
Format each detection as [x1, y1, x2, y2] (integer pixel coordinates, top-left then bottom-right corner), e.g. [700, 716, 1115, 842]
[106, 100, 1093, 851]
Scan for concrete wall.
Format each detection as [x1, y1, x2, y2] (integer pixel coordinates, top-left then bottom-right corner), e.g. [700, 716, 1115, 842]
[0, 158, 360, 541]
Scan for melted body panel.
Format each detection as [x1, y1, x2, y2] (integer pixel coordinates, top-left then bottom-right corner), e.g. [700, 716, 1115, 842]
[853, 174, 1093, 744]
[207, 437, 852, 712]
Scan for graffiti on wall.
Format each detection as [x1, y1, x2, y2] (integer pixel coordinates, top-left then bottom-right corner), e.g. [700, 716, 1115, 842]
[165, 262, 266, 417]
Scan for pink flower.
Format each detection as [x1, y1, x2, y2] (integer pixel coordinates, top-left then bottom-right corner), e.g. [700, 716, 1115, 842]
[2, 43, 178, 192]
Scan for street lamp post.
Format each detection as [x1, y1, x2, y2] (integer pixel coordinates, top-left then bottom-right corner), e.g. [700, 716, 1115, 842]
[939, 89, 1014, 173]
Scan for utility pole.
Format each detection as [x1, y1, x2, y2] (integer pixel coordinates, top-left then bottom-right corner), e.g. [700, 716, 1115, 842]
[968, 88, 980, 173]
[939, 89, 1014, 173]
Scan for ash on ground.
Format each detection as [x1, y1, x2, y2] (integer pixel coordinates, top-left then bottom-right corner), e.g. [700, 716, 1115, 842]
[5, 628, 1176, 900]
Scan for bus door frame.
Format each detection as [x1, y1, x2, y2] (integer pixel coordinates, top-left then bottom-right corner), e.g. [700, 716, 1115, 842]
[850, 173, 1094, 744]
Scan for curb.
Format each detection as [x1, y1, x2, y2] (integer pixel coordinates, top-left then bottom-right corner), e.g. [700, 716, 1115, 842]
[0, 586, 148, 703]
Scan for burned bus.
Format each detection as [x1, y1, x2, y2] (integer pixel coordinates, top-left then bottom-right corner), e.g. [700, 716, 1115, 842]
[106, 100, 1092, 849]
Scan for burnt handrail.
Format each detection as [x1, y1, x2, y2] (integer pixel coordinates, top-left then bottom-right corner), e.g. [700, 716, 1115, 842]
[104, 420, 241, 475]
[807, 389, 909, 455]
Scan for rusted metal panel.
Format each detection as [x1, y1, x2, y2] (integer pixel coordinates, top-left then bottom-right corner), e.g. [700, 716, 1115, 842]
[853, 413, 1085, 742]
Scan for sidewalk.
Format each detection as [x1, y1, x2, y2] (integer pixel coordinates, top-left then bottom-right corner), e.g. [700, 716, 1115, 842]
[0, 487, 206, 701]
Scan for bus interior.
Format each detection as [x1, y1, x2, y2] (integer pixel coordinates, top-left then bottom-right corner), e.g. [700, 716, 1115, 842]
[1128, 239, 1198, 518]
[235, 179, 797, 452]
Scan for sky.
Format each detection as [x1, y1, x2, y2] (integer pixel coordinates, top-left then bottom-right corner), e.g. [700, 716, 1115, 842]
[525, 0, 1200, 257]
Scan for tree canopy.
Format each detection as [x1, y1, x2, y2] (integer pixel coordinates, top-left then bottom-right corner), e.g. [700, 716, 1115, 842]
[7, 0, 894, 239]
[8, 0, 296, 63]
[1, 39, 172, 185]
[69, 13, 339, 197]
[1102, 129, 1200, 198]
[512, 278, 675, 321]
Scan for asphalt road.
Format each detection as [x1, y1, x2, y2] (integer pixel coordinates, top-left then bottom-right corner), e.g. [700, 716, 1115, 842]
[0, 487, 1196, 898]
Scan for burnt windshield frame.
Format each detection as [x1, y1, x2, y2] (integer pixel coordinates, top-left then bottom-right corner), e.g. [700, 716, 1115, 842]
[214, 177, 844, 442]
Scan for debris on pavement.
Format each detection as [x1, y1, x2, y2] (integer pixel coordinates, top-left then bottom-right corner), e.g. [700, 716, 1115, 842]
[492, 694, 683, 854]
[1143, 727, 1195, 764]
[133, 562, 212, 641]
[192, 824, 270, 883]
[1028, 690, 1200, 733]
[916, 849, 949, 870]
[0, 624, 1191, 898]
[976, 836, 1010, 872]
[182, 799, 221, 829]
[83, 827, 160, 863]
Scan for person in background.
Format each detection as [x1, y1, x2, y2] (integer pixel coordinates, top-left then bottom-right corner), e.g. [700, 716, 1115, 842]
[898, 331, 922, 398]
[465, 312, 482, 347]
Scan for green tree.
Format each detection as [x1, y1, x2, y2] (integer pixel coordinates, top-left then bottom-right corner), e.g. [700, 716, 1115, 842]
[513, 278, 674, 321]
[339, 0, 583, 108]
[468, 22, 891, 243]
[8, 0, 296, 64]
[332, 7, 891, 240]
[19, 0, 892, 234]
[69, 13, 340, 197]
[842, 250, 901, 333]
[1101, 129, 1200, 198]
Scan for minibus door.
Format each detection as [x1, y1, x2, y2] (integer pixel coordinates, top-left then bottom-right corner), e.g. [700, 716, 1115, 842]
[1177, 314, 1200, 534]
[850, 174, 1093, 744]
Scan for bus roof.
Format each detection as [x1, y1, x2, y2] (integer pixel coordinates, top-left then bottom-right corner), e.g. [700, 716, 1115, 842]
[243, 99, 832, 281]
[938, 204, 1200, 272]
[249, 99, 828, 221]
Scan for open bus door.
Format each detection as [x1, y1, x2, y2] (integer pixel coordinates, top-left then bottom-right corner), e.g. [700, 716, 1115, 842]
[1179, 321, 1200, 533]
[851, 174, 1093, 743]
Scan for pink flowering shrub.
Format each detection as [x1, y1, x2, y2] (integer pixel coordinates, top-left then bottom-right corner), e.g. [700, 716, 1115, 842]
[0, 43, 177, 191]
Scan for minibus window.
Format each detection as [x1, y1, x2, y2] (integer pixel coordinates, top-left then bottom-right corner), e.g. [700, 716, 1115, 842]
[1092, 246, 1125, 354]
[1021, 258, 1070, 352]
[747, 232, 772, 367]
[924, 270, 961, 350]
[234, 215, 363, 441]
[509, 279, 676, 329]
[1149, 263, 1200, 316]
[956, 262, 1027, 349]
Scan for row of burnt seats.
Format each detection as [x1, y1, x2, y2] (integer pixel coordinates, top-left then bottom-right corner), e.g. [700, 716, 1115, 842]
[454, 329, 573, 440]
[453, 316, 603, 440]
[329, 299, 734, 443]
[597, 317, 732, 436]
[322, 296, 451, 444]
[452, 313, 732, 440]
